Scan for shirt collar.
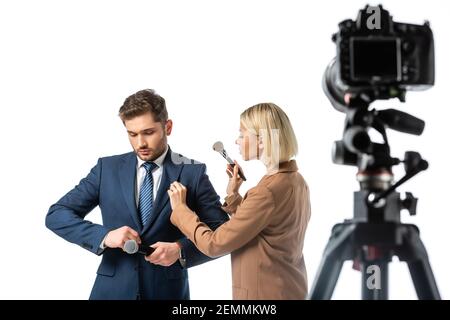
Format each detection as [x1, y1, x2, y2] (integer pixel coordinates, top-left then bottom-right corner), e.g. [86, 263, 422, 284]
[137, 145, 169, 169]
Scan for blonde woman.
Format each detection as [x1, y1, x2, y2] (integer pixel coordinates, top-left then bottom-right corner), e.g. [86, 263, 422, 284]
[168, 103, 311, 299]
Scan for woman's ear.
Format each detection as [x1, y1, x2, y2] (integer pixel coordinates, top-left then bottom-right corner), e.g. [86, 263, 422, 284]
[258, 135, 264, 149]
[257, 136, 264, 159]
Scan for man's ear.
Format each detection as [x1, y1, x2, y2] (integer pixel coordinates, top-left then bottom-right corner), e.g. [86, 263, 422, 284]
[165, 119, 173, 136]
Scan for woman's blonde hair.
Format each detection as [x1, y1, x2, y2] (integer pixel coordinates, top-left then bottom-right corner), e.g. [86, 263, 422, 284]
[240, 103, 298, 167]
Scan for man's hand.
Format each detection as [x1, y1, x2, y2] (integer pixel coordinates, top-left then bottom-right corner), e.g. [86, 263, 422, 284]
[104, 226, 141, 249]
[145, 241, 180, 267]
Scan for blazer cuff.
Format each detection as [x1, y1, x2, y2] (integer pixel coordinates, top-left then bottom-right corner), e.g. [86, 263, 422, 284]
[222, 193, 242, 215]
[92, 227, 111, 256]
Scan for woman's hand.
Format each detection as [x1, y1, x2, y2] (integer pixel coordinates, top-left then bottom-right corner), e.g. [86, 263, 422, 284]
[226, 160, 244, 196]
[168, 181, 187, 210]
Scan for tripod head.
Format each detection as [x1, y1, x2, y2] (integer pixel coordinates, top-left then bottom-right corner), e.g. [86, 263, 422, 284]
[331, 91, 429, 210]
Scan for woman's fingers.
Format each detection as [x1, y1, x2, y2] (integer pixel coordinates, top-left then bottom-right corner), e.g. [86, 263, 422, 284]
[169, 181, 187, 194]
[231, 161, 244, 182]
[173, 182, 183, 192]
[233, 162, 239, 178]
[168, 184, 179, 197]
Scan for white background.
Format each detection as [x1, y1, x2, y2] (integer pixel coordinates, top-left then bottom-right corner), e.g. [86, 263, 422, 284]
[0, 0, 449, 300]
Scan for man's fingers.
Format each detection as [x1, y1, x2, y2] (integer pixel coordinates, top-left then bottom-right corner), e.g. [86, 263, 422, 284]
[152, 254, 167, 265]
[147, 248, 163, 263]
[150, 242, 160, 248]
[127, 229, 141, 243]
[120, 227, 141, 244]
[128, 228, 139, 238]
[120, 237, 134, 249]
[126, 231, 141, 243]
[226, 169, 232, 178]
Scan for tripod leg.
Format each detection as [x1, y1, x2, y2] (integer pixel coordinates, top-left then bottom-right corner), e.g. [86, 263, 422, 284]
[309, 224, 355, 299]
[408, 260, 440, 299]
[399, 225, 441, 299]
[309, 255, 344, 299]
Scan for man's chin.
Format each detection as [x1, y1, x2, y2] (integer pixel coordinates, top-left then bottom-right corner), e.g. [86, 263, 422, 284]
[136, 152, 154, 161]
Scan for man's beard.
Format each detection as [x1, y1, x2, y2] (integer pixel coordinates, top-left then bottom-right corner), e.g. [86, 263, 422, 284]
[136, 145, 165, 161]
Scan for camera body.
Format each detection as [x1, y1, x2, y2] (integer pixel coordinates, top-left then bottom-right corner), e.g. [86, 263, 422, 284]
[324, 5, 435, 172]
[334, 5, 434, 95]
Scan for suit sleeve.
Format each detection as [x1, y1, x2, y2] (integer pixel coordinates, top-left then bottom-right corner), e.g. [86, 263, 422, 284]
[171, 185, 274, 258]
[45, 158, 110, 255]
[177, 164, 230, 267]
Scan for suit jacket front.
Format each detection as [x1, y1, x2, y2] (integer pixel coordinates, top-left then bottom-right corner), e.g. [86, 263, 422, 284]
[46, 148, 229, 299]
[171, 160, 311, 299]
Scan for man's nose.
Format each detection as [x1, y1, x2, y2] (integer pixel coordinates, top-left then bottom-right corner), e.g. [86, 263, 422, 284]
[137, 135, 147, 147]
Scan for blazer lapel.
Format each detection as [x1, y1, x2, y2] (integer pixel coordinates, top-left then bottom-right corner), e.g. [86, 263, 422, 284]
[118, 153, 142, 233]
[142, 148, 184, 234]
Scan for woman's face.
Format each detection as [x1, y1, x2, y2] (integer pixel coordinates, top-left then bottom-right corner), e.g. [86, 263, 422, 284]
[236, 124, 261, 161]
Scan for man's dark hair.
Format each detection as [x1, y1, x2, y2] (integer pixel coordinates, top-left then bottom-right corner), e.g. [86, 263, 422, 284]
[119, 89, 168, 123]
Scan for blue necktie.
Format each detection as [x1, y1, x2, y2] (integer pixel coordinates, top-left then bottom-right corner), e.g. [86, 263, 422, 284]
[139, 161, 158, 227]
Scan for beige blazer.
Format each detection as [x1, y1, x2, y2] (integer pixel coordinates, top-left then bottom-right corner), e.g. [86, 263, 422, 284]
[171, 160, 311, 299]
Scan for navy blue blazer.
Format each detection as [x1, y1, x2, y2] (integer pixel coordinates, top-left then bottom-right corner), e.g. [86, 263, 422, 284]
[46, 148, 229, 299]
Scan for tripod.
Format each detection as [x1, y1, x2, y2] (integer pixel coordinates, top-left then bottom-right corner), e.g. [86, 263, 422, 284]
[309, 163, 441, 300]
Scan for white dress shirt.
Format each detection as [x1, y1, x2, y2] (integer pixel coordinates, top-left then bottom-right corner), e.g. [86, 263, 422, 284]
[135, 146, 168, 207]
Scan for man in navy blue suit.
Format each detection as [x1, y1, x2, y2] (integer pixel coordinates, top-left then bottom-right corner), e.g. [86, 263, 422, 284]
[46, 89, 229, 299]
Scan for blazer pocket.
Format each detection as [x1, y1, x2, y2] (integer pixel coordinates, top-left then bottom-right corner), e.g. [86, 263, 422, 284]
[232, 286, 248, 300]
[164, 264, 188, 280]
[96, 262, 116, 277]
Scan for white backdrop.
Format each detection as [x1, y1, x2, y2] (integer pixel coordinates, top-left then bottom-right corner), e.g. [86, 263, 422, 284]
[0, 0, 449, 300]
